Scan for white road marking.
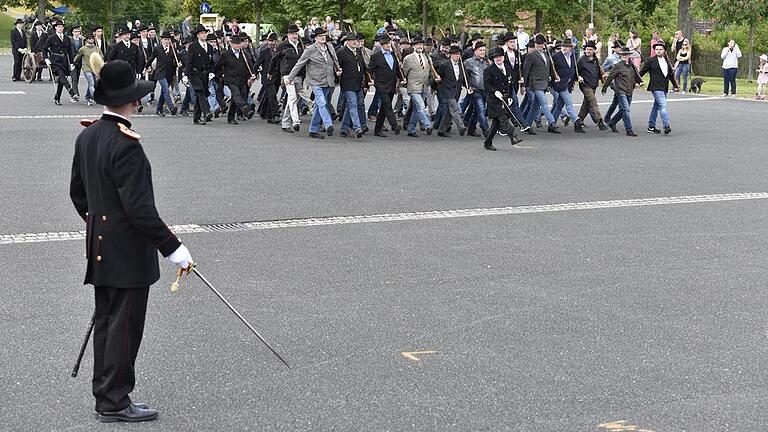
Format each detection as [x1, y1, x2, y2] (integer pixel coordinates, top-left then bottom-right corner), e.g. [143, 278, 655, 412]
[0, 91, 26, 95]
[1, 193, 766, 246]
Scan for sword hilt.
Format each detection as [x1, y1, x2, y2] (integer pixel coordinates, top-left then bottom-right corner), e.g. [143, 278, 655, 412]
[170, 263, 194, 292]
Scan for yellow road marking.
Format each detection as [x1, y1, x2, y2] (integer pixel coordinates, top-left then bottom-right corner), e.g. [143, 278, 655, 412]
[401, 350, 438, 361]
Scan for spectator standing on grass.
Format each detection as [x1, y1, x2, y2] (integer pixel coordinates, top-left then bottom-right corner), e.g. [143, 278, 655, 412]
[721, 39, 741, 97]
[674, 40, 691, 93]
[649, 31, 663, 57]
[671, 30, 688, 53]
[756, 54, 768, 100]
[626, 30, 642, 69]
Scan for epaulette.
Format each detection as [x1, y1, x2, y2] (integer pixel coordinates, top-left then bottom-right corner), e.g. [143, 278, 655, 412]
[80, 119, 98, 127]
[118, 123, 141, 141]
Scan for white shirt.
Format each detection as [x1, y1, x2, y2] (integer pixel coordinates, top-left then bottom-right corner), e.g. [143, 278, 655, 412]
[103, 110, 130, 123]
[452, 62, 460, 81]
[721, 46, 741, 69]
[199, 40, 208, 51]
[658, 56, 668, 76]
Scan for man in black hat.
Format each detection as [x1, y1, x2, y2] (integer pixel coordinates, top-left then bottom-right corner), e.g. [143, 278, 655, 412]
[70, 59, 194, 423]
[42, 20, 79, 105]
[551, 38, 583, 132]
[30, 20, 47, 81]
[335, 32, 366, 137]
[215, 34, 255, 124]
[93, 25, 107, 57]
[271, 23, 305, 131]
[521, 33, 560, 133]
[11, 18, 27, 81]
[146, 31, 180, 116]
[436, 45, 467, 137]
[639, 41, 679, 135]
[255, 32, 280, 123]
[576, 40, 608, 131]
[69, 25, 84, 98]
[483, 47, 523, 150]
[185, 24, 214, 124]
[463, 40, 490, 138]
[368, 35, 403, 137]
[602, 39, 628, 126]
[601, 47, 643, 136]
[401, 36, 433, 137]
[106, 27, 139, 73]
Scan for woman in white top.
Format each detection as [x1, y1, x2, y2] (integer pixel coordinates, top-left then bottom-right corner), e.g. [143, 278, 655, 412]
[721, 39, 742, 97]
[626, 30, 642, 68]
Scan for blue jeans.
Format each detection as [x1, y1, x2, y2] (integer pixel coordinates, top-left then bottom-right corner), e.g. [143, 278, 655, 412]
[367, 92, 380, 118]
[181, 86, 195, 112]
[156, 78, 175, 112]
[551, 89, 578, 123]
[463, 91, 488, 132]
[608, 93, 633, 132]
[525, 89, 555, 125]
[208, 80, 220, 111]
[675, 63, 689, 91]
[310, 86, 333, 133]
[340, 90, 362, 133]
[648, 90, 669, 128]
[83, 71, 96, 101]
[407, 91, 432, 133]
[723, 68, 738, 95]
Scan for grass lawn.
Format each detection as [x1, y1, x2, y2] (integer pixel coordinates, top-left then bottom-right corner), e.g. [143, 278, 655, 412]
[0, 13, 14, 49]
[687, 75, 764, 99]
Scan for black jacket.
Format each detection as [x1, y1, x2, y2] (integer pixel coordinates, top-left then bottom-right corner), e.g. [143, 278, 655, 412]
[11, 27, 27, 50]
[254, 45, 276, 85]
[42, 33, 73, 75]
[369, 50, 401, 93]
[270, 40, 304, 78]
[639, 56, 679, 93]
[185, 41, 213, 92]
[146, 44, 178, 81]
[483, 62, 515, 118]
[215, 48, 251, 86]
[70, 36, 84, 66]
[106, 41, 140, 73]
[31, 29, 45, 52]
[552, 50, 577, 92]
[436, 59, 465, 98]
[577, 55, 602, 89]
[336, 45, 366, 91]
[501, 48, 521, 88]
[70, 114, 181, 288]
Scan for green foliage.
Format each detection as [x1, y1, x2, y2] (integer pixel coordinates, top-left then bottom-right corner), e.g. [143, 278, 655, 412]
[0, 11, 14, 48]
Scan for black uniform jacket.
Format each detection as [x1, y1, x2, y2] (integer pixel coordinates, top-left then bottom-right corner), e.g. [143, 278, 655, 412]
[436, 59, 465, 99]
[42, 33, 72, 75]
[639, 56, 679, 93]
[31, 29, 45, 52]
[147, 44, 178, 81]
[502, 48, 521, 88]
[185, 40, 213, 92]
[70, 114, 181, 288]
[270, 40, 304, 78]
[336, 45, 366, 92]
[484, 62, 514, 119]
[215, 48, 251, 86]
[11, 27, 27, 50]
[369, 50, 400, 93]
[106, 41, 140, 73]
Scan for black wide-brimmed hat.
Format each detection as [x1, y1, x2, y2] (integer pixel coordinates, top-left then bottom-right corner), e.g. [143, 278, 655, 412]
[474, 41, 486, 50]
[52, 20, 64, 27]
[560, 38, 573, 48]
[618, 47, 633, 55]
[652, 41, 666, 49]
[286, 24, 299, 34]
[584, 40, 597, 49]
[439, 37, 451, 47]
[230, 34, 243, 44]
[379, 34, 392, 44]
[313, 27, 327, 37]
[205, 32, 217, 41]
[93, 60, 154, 106]
[488, 47, 504, 58]
[448, 45, 461, 55]
[160, 31, 172, 39]
[130, 32, 140, 40]
[14, 18, 24, 25]
[357, 32, 366, 40]
[193, 24, 207, 35]
[411, 36, 424, 45]
[116, 26, 130, 35]
[266, 32, 277, 41]
[534, 34, 546, 45]
[502, 32, 516, 42]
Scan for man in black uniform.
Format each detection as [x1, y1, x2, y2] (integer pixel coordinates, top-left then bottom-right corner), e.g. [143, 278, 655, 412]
[483, 47, 523, 150]
[42, 20, 78, 105]
[11, 18, 27, 82]
[69, 25, 84, 98]
[106, 27, 139, 72]
[30, 20, 46, 81]
[185, 24, 214, 125]
[215, 34, 255, 124]
[70, 59, 194, 423]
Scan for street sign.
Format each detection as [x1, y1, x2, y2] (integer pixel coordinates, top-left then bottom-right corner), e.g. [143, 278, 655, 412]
[199, 2, 212, 14]
[692, 19, 716, 33]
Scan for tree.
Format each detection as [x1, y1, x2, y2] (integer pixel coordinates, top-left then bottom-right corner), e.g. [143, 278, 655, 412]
[708, 0, 768, 81]
[677, 0, 692, 41]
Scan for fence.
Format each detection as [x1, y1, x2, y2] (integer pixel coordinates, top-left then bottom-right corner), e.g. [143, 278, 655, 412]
[688, 51, 762, 81]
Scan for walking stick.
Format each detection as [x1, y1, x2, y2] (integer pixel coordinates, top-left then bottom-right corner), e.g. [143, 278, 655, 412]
[71, 311, 95, 377]
[173, 265, 291, 368]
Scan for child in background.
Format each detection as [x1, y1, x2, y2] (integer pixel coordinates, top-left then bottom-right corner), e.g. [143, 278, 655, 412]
[757, 54, 768, 100]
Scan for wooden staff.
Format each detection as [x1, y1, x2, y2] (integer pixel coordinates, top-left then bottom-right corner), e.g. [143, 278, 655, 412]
[545, 47, 560, 82]
[426, 51, 441, 81]
[243, 49, 256, 87]
[458, 56, 472, 94]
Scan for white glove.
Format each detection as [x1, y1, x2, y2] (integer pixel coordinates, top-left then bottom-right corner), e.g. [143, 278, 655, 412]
[45, 58, 51, 66]
[167, 244, 193, 269]
[181, 75, 189, 85]
[17, 48, 25, 54]
[494, 91, 504, 100]
[208, 72, 215, 80]
[70, 64, 76, 71]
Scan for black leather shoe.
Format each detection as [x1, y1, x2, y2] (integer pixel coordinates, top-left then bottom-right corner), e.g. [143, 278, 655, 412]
[626, 130, 638, 137]
[664, 126, 671, 135]
[511, 136, 523, 145]
[95, 402, 150, 418]
[547, 125, 561, 134]
[426, 127, 433, 135]
[214, 108, 221, 118]
[374, 131, 388, 137]
[467, 130, 481, 137]
[525, 128, 537, 135]
[598, 120, 608, 131]
[483, 144, 497, 151]
[282, 127, 294, 133]
[407, 132, 418, 137]
[355, 129, 364, 138]
[204, 113, 213, 122]
[308, 132, 325, 139]
[437, 131, 451, 138]
[156, 111, 165, 117]
[459, 127, 467, 136]
[393, 125, 401, 135]
[293, 123, 300, 131]
[228, 119, 238, 125]
[326, 124, 334, 136]
[574, 120, 585, 133]
[98, 404, 158, 423]
[54, 99, 61, 106]
[194, 120, 206, 125]
[362, 126, 369, 134]
[608, 122, 618, 133]
[137, 105, 143, 113]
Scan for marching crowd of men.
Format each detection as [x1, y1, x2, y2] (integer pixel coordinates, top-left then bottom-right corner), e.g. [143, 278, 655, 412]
[10, 18, 682, 150]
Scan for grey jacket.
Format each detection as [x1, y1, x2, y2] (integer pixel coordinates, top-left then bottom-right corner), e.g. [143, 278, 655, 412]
[522, 49, 553, 91]
[401, 51, 431, 93]
[286, 42, 339, 87]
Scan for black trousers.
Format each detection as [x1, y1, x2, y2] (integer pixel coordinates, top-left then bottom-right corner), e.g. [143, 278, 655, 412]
[54, 70, 73, 100]
[12, 51, 23, 80]
[92, 286, 150, 413]
[485, 114, 517, 146]
[192, 84, 210, 122]
[228, 81, 249, 121]
[375, 90, 397, 132]
[70, 64, 82, 95]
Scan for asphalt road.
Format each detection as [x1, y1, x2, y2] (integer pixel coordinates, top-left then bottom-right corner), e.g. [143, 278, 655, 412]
[2, 56, 768, 432]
